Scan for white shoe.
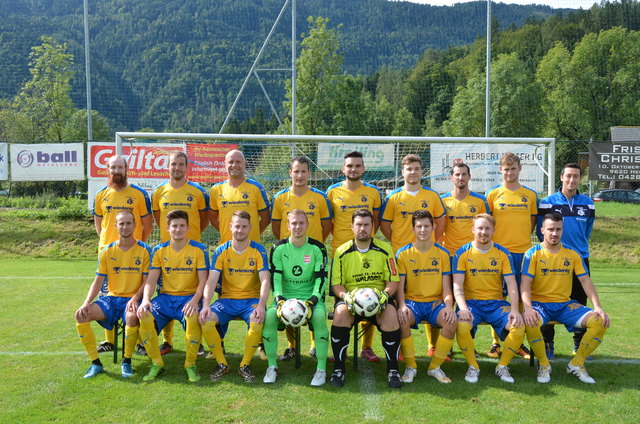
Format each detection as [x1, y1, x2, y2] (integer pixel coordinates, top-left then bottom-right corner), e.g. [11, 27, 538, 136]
[401, 366, 417, 383]
[263, 366, 277, 384]
[310, 369, 326, 386]
[427, 367, 451, 383]
[537, 364, 551, 384]
[465, 366, 479, 383]
[567, 362, 595, 384]
[495, 365, 515, 383]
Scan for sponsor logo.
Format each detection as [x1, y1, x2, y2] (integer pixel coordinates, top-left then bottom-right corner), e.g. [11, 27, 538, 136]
[292, 265, 303, 276]
[18, 149, 78, 168]
[388, 257, 397, 276]
[303, 255, 311, 263]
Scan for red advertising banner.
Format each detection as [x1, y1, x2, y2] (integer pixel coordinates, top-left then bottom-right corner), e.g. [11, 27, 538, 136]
[186, 143, 238, 183]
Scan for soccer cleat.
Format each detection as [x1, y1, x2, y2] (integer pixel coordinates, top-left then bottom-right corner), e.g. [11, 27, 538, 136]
[263, 366, 278, 384]
[427, 347, 436, 357]
[136, 344, 147, 356]
[401, 366, 417, 383]
[516, 344, 531, 360]
[159, 342, 173, 356]
[143, 363, 165, 382]
[279, 348, 296, 361]
[465, 366, 480, 383]
[495, 365, 515, 383]
[238, 365, 256, 382]
[121, 362, 134, 378]
[388, 370, 403, 388]
[360, 347, 380, 362]
[310, 369, 326, 387]
[186, 365, 201, 382]
[537, 364, 552, 384]
[197, 344, 205, 357]
[567, 362, 595, 384]
[330, 369, 345, 387]
[309, 347, 317, 359]
[427, 367, 452, 383]
[545, 342, 555, 360]
[487, 343, 501, 358]
[83, 364, 104, 379]
[258, 343, 268, 361]
[209, 364, 231, 381]
[97, 341, 114, 353]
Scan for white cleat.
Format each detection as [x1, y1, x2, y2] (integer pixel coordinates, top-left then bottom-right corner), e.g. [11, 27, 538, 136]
[465, 366, 480, 383]
[263, 366, 278, 384]
[427, 367, 451, 383]
[310, 369, 326, 386]
[495, 365, 515, 383]
[567, 362, 595, 384]
[537, 364, 551, 384]
[401, 366, 417, 383]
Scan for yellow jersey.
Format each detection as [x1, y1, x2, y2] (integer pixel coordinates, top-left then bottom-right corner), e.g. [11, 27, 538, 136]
[453, 242, 514, 301]
[396, 242, 451, 302]
[152, 180, 209, 242]
[150, 240, 209, 296]
[96, 240, 151, 297]
[440, 191, 489, 256]
[211, 240, 269, 299]
[271, 187, 332, 242]
[331, 238, 399, 292]
[485, 184, 538, 253]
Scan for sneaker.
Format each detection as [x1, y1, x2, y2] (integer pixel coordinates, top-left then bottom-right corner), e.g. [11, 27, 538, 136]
[279, 348, 296, 361]
[401, 366, 417, 383]
[263, 366, 278, 383]
[360, 347, 380, 362]
[209, 364, 231, 381]
[537, 364, 552, 384]
[83, 364, 104, 379]
[136, 344, 147, 356]
[427, 347, 436, 357]
[309, 347, 317, 359]
[427, 367, 452, 383]
[465, 366, 480, 383]
[238, 365, 256, 382]
[388, 370, 403, 388]
[143, 363, 165, 382]
[186, 365, 201, 382]
[97, 341, 114, 353]
[121, 362, 134, 378]
[545, 342, 555, 360]
[487, 343, 501, 358]
[159, 342, 173, 356]
[310, 369, 326, 386]
[516, 344, 531, 360]
[567, 362, 595, 384]
[495, 365, 515, 383]
[258, 343, 268, 361]
[197, 344, 205, 357]
[330, 369, 345, 387]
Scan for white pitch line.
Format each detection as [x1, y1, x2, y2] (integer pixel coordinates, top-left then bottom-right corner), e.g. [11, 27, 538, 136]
[0, 276, 91, 279]
[358, 363, 384, 422]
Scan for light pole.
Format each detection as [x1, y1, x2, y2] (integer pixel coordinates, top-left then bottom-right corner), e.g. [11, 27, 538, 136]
[83, 0, 93, 141]
[485, 0, 491, 138]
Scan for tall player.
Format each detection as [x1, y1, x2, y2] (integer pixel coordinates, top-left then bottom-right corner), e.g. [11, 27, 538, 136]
[137, 209, 209, 382]
[522, 213, 609, 384]
[75, 210, 151, 378]
[152, 151, 209, 355]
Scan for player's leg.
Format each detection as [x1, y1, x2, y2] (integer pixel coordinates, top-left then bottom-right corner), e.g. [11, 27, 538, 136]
[428, 303, 456, 383]
[377, 304, 402, 388]
[330, 301, 354, 387]
[262, 305, 279, 383]
[281, 326, 297, 361]
[424, 323, 440, 355]
[565, 304, 606, 383]
[160, 320, 174, 354]
[456, 301, 481, 383]
[399, 301, 418, 382]
[309, 302, 329, 386]
[139, 296, 166, 381]
[202, 301, 231, 381]
[570, 259, 590, 353]
[75, 302, 107, 378]
[122, 308, 139, 378]
[237, 299, 263, 382]
[360, 322, 379, 362]
[183, 309, 202, 382]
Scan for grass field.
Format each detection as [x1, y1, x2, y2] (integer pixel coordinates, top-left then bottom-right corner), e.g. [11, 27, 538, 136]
[0, 258, 638, 423]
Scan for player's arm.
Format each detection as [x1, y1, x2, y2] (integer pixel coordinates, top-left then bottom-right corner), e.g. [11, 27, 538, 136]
[577, 275, 610, 327]
[396, 274, 411, 325]
[208, 209, 220, 231]
[520, 274, 541, 327]
[183, 268, 208, 317]
[434, 215, 446, 242]
[321, 219, 332, 242]
[153, 211, 161, 227]
[452, 273, 472, 321]
[380, 220, 392, 241]
[199, 210, 209, 233]
[251, 270, 271, 324]
[440, 274, 456, 324]
[270, 245, 285, 300]
[372, 209, 380, 233]
[199, 269, 220, 324]
[530, 215, 536, 233]
[271, 219, 281, 239]
[504, 274, 523, 327]
[93, 216, 102, 236]
[75, 275, 106, 321]
[259, 209, 271, 234]
[141, 214, 153, 242]
[126, 277, 147, 313]
[308, 244, 328, 306]
[137, 268, 161, 318]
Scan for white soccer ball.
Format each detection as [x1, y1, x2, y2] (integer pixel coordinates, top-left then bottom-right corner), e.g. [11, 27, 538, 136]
[280, 298, 309, 327]
[352, 288, 380, 317]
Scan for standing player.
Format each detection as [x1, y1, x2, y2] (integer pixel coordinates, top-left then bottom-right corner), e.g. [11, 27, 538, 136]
[330, 209, 402, 388]
[536, 163, 595, 358]
[396, 210, 456, 383]
[152, 151, 209, 355]
[262, 209, 329, 386]
[326, 151, 383, 362]
[137, 210, 209, 382]
[485, 152, 537, 358]
[75, 210, 151, 378]
[522, 213, 609, 384]
[453, 214, 532, 384]
[200, 211, 271, 383]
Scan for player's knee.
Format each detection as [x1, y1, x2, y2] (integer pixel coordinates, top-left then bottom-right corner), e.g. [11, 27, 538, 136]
[509, 325, 525, 337]
[332, 306, 353, 327]
[125, 312, 139, 327]
[585, 314, 607, 334]
[457, 321, 473, 335]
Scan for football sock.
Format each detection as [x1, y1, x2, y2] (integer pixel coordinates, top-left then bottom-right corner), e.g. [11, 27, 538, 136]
[381, 329, 401, 373]
[499, 325, 525, 367]
[310, 306, 329, 370]
[122, 357, 131, 365]
[184, 314, 202, 368]
[240, 322, 263, 368]
[92, 358, 103, 366]
[400, 335, 417, 369]
[456, 322, 479, 369]
[361, 322, 374, 350]
[261, 308, 279, 368]
[105, 328, 115, 344]
[124, 325, 139, 360]
[138, 315, 163, 367]
[201, 321, 228, 365]
[525, 322, 549, 367]
[572, 315, 606, 366]
[77, 322, 99, 361]
[491, 327, 501, 346]
[425, 323, 439, 350]
[330, 325, 351, 371]
[285, 326, 296, 349]
[429, 335, 454, 370]
[309, 331, 316, 350]
[162, 320, 175, 345]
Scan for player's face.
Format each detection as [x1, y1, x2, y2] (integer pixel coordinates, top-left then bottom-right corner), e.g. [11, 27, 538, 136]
[542, 219, 563, 245]
[413, 218, 434, 242]
[168, 218, 189, 241]
[342, 157, 365, 181]
[560, 167, 581, 192]
[472, 218, 494, 244]
[352, 216, 373, 242]
[287, 213, 308, 238]
[289, 161, 309, 188]
[500, 162, 521, 184]
[402, 161, 422, 186]
[169, 155, 188, 181]
[450, 166, 470, 190]
[108, 157, 127, 186]
[230, 216, 251, 242]
[225, 151, 246, 178]
[115, 214, 135, 238]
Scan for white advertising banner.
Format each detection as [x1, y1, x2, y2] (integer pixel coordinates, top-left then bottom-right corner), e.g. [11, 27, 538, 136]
[10, 143, 84, 181]
[317, 143, 395, 171]
[0, 143, 7, 180]
[429, 143, 546, 193]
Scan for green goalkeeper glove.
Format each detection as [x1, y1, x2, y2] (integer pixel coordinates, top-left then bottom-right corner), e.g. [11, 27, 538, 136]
[304, 296, 318, 320]
[275, 296, 287, 320]
[342, 291, 355, 313]
[374, 288, 389, 311]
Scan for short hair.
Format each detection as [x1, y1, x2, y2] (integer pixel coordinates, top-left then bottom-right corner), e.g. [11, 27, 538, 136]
[542, 212, 563, 224]
[290, 155, 310, 169]
[232, 210, 251, 222]
[412, 210, 434, 226]
[450, 162, 470, 175]
[401, 154, 422, 167]
[561, 163, 582, 177]
[170, 151, 189, 165]
[115, 209, 135, 222]
[352, 208, 373, 223]
[500, 152, 520, 167]
[287, 208, 308, 223]
[344, 151, 363, 160]
[473, 213, 495, 228]
[167, 209, 189, 225]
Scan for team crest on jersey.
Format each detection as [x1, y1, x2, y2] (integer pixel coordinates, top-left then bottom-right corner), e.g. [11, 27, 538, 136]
[361, 195, 368, 202]
[249, 258, 256, 267]
[490, 258, 498, 266]
[421, 201, 428, 208]
[432, 259, 439, 266]
[469, 205, 477, 213]
[135, 257, 142, 266]
[541, 268, 549, 276]
[521, 196, 528, 203]
[185, 257, 193, 266]
[362, 259, 371, 269]
[187, 194, 194, 202]
[242, 192, 249, 199]
[308, 201, 316, 210]
[292, 265, 303, 276]
[126, 197, 134, 205]
[576, 207, 586, 216]
[563, 258, 571, 266]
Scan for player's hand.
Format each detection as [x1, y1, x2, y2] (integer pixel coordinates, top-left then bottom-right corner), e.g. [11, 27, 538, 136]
[199, 307, 211, 325]
[374, 289, 389, 311]
[137, 299, 153, 319]
[508, 310, 523, 328]
[523, 308, 541, 327]
[593, 308, 610, 328]
[75, 303, 92, 321]
[457, 308, 473, 322]
[441, 306, 457, 325]
[397, 304, 412, 325]
[342, 291, 355, 313]
[305, 296, 318, 320]
[182, 299, 199, 317]
[126, 297, 139, 314]
[251, 305, 265, 324]
[275, 296, 287, 320]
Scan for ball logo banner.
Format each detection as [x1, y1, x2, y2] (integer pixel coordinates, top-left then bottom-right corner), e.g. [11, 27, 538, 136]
[10, 143, 84, 181]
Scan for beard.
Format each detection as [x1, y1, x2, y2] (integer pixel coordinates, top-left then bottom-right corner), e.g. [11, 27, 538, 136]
[108, 173, 127, 189]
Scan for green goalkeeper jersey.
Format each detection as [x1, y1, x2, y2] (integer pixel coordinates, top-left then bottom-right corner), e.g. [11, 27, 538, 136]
[331, 238, 399, 292]
[270, 236, 328, 300]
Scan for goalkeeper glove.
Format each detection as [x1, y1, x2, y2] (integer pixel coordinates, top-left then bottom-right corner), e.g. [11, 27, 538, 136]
[304, 296, 319, 320]
[275, 296, 287, 320]
[374, 288, 389, 311]
[342, 291, 355, 313]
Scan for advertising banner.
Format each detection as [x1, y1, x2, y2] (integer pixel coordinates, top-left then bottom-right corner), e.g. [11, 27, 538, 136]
[0, 143, 7, 180]
[589, 142, 640, 181]
[317, 143, 395, 171]
[10, 143, 84, 181]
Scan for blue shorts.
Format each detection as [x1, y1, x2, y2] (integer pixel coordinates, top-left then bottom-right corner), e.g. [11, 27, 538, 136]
[461, 299, 511, 341]
[94, 295, 131, 330]
[405, 299, 445, 329]
[151, 293, 195, 332]
[532, 300, 592, 332]
[211, 298, 259, 327]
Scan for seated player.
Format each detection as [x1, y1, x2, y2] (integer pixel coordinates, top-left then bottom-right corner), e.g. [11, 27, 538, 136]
[262, 209, 329, 386]
[522, 212, 610, 384]
[137, 209, 209, 382]
[453, 214, 529, 384]
[75, 210, 151, 378]
[330, 209, 402, 389]
[396, 210, 456, 383]
[200, 210, 271, 383]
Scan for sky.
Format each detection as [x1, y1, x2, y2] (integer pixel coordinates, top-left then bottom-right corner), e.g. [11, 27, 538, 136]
[398, 1, 599, 9]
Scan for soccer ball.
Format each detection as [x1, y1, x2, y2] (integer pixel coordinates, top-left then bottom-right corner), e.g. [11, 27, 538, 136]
[279, 299, 309, 327]
[352, 288, 380, 317]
